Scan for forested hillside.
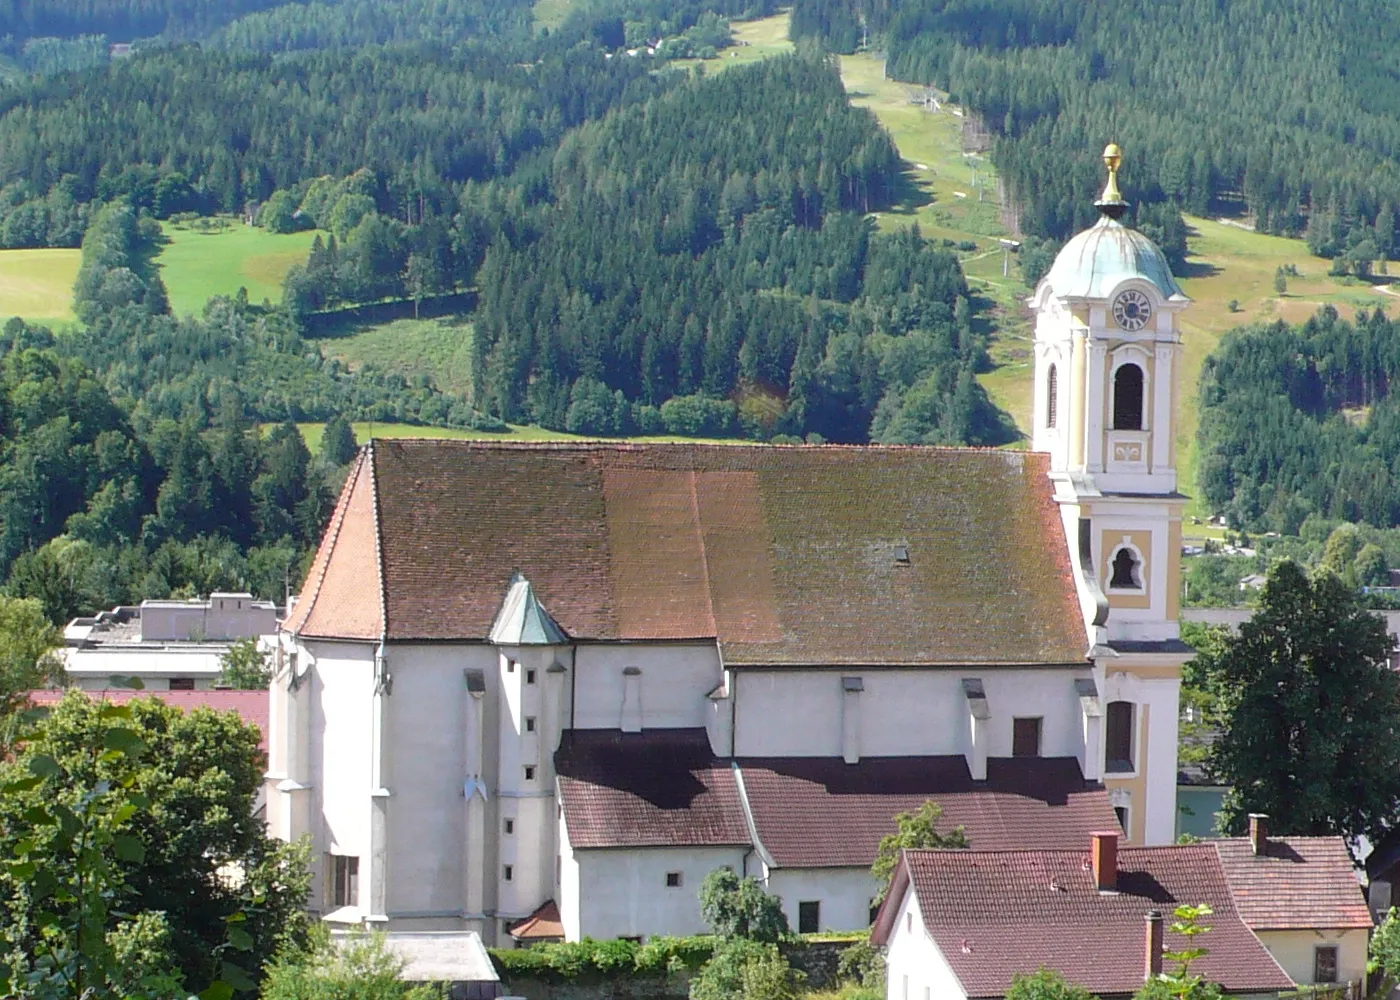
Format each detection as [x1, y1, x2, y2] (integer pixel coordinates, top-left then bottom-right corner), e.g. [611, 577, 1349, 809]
[472, 55, 1010, 444]
[1198, 307, 1400, 532]
[791, 0, 1400, 255]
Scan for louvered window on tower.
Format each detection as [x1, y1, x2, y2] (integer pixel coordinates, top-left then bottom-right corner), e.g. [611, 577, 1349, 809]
[1046, 364, 1058, 428]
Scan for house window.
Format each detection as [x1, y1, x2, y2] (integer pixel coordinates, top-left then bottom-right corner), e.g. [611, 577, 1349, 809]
[525, 716, 537, 733]
[798, 901, 821, 934]
[504, 818, 515, 834]
[1113, 363, 1145, 430]
[1110, 546, 1143, 589]
[331, 855, 358, 908]
[503, 865, 514, 882]
[1106, 701, 1134, 772]
[524, 765, 536, 781]
[168, 677, 195, 691]
[1012, 717, 1043, 757]
[526, 669, 537, 684]
[1046, 364, 1058, 429]
[666, 871, 683, 888]
[1314, 945, 1338, 983]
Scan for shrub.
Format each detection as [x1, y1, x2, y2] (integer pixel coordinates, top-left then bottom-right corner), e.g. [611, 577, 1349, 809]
[659, 394, 737, 437]
[690, 940, 804, 1000]
[262, 928, 445, 1000]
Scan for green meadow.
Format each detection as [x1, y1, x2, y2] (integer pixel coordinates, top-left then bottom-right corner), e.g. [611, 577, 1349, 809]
[155, 218, 321, 316]
[0, 248, 82, 322]
[311, 316, 476, 398]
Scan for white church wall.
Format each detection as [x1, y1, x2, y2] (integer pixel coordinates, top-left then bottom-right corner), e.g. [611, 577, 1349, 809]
[883, 881, 966, 1000]
[571, 644, 722, 732]
[558, 811, 582, 942]
[305, 639, 377, 912]
[733, 668, 1094, 762]
[765, 867, 877, 933]
[572, 846, 747, 940]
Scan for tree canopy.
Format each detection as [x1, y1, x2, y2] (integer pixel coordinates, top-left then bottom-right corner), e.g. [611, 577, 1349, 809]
[871, 799, 968, 903]
[1202, 561, 1400, 844]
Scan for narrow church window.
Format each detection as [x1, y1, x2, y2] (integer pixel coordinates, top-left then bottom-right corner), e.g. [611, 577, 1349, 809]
[503, 865, 514, 882]
[526, 716, 537, 733]
[1046, 364, 1058, 429]
[1112, 363, 1145, 430]
[526, 669, 537, 684]
[1106, 701, 1134, 772]
[1110, 547, 1142, 589]
[1012, 717, 1042, 757]
[504, 818, 515, 834]
[524, 765, 536, 781]
[1115, 805, 1129, 834]
[331, 855, 358, 908]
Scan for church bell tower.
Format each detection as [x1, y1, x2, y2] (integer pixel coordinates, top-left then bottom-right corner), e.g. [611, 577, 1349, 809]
[1029, 145, 1190, 848]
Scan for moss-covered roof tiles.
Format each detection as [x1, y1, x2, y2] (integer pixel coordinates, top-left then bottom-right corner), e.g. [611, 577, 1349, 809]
[289, 440, 1088, 666]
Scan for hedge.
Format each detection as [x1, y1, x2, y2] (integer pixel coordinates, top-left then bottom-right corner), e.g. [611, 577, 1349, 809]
[490, 936, 718, 984]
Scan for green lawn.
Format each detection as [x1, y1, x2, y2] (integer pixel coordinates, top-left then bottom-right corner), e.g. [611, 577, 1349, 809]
[155, 219, 321, 317]
[0, 248, 81, 322]
[312, 316, 475, 398]
[532, 0, 574, 33]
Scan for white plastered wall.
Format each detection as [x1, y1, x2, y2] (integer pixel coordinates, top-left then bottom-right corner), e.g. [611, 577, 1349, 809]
[1097, 665, 1181, 846]
[733, 668, 1095, 763]
[883, 882, 966, 1000]
[765, 867, 878, 933]
[571, 846, 748, 940]
[1255, 929, 1368, 988]
[571, 644, 722, 733]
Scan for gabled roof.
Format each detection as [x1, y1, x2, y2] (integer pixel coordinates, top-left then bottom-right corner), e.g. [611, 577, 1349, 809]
[490, 573, 568, 645]
[555, 729, 751, 848]
[874, 844, 1292, 998]
[509, 900, 565, 941]
[286, 441, 1087, 667]
[1214, 836, 1371, 930]
[738, 756, 1118, 868]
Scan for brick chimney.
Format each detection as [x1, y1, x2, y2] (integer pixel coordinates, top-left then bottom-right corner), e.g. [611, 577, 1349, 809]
[1091, 830, 1119, 891]
[1249, 813, 1269, 856]
[1144, 910, 1164, 981]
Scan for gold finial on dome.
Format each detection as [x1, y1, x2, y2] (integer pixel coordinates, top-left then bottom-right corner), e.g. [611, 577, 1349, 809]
[1096, 142, 1127, 219]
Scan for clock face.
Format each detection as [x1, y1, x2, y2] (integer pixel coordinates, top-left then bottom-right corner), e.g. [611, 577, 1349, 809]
[1113, 289, 1153, 331]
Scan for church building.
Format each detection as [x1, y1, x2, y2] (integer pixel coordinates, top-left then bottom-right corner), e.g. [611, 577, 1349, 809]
[266, 146, 1193, 945]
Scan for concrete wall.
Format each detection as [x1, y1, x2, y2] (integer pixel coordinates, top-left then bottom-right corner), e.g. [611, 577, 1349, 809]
[141, 595, 277, 642]
[766, 867, 877, 934]
[883, 883, 966, 1000]
[573, 846, 747, 940]
[1255, 929, 1368, 988]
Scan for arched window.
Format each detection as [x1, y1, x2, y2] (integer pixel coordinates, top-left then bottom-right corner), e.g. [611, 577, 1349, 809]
[1112, 363, 1145, 430]
[1106, 701, 1134, 773]
[1109, 546, 1142, 589]
[1046, 364, 1058, 429]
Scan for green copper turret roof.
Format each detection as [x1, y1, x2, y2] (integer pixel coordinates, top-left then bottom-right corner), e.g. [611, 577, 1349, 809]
[1041, 215, 1185, 301]
[490, 572, 568, 645]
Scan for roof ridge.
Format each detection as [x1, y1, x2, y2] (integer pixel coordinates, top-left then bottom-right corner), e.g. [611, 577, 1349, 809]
[286, 445, 365, 634]
[368, 441, 388, 640]
[370, 437, 1038, 457]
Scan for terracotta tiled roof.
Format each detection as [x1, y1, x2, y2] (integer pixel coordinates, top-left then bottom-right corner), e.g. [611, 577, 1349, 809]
[555, 729, 750, 848]
[1215, 836, 1372, 930]
[285, 447, 384, 639]
[876, 844, 1292, 997]
[739, 756, 1119, 868]
[290, 441, 1087, 666]
[509, 900, 565, 940]
[28, 689, 269, 754]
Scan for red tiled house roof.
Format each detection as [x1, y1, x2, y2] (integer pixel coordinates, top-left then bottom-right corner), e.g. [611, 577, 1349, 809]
[28, 689, 269, 754]
[555, 729, 751, 848]
[1214, 837, 1372, 930]
[286, 440, 1087, 667]
[509, 900, 565, 941]
[873, 844, 1293, 998]
[739, 756, 1118, 867]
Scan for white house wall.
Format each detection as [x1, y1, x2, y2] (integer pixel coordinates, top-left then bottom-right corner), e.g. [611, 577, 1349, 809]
[765, 867, 878, 933]
[573, 846, 747, 940]
[733, 668, 1094, 761]
[1255, 929, 1368, 988]
[883, 882, 966, 1000]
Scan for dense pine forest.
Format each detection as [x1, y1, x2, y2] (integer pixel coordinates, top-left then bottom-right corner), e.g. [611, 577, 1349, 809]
[1198, 307, 1400, 533]
[790, 0, 1400, 260]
